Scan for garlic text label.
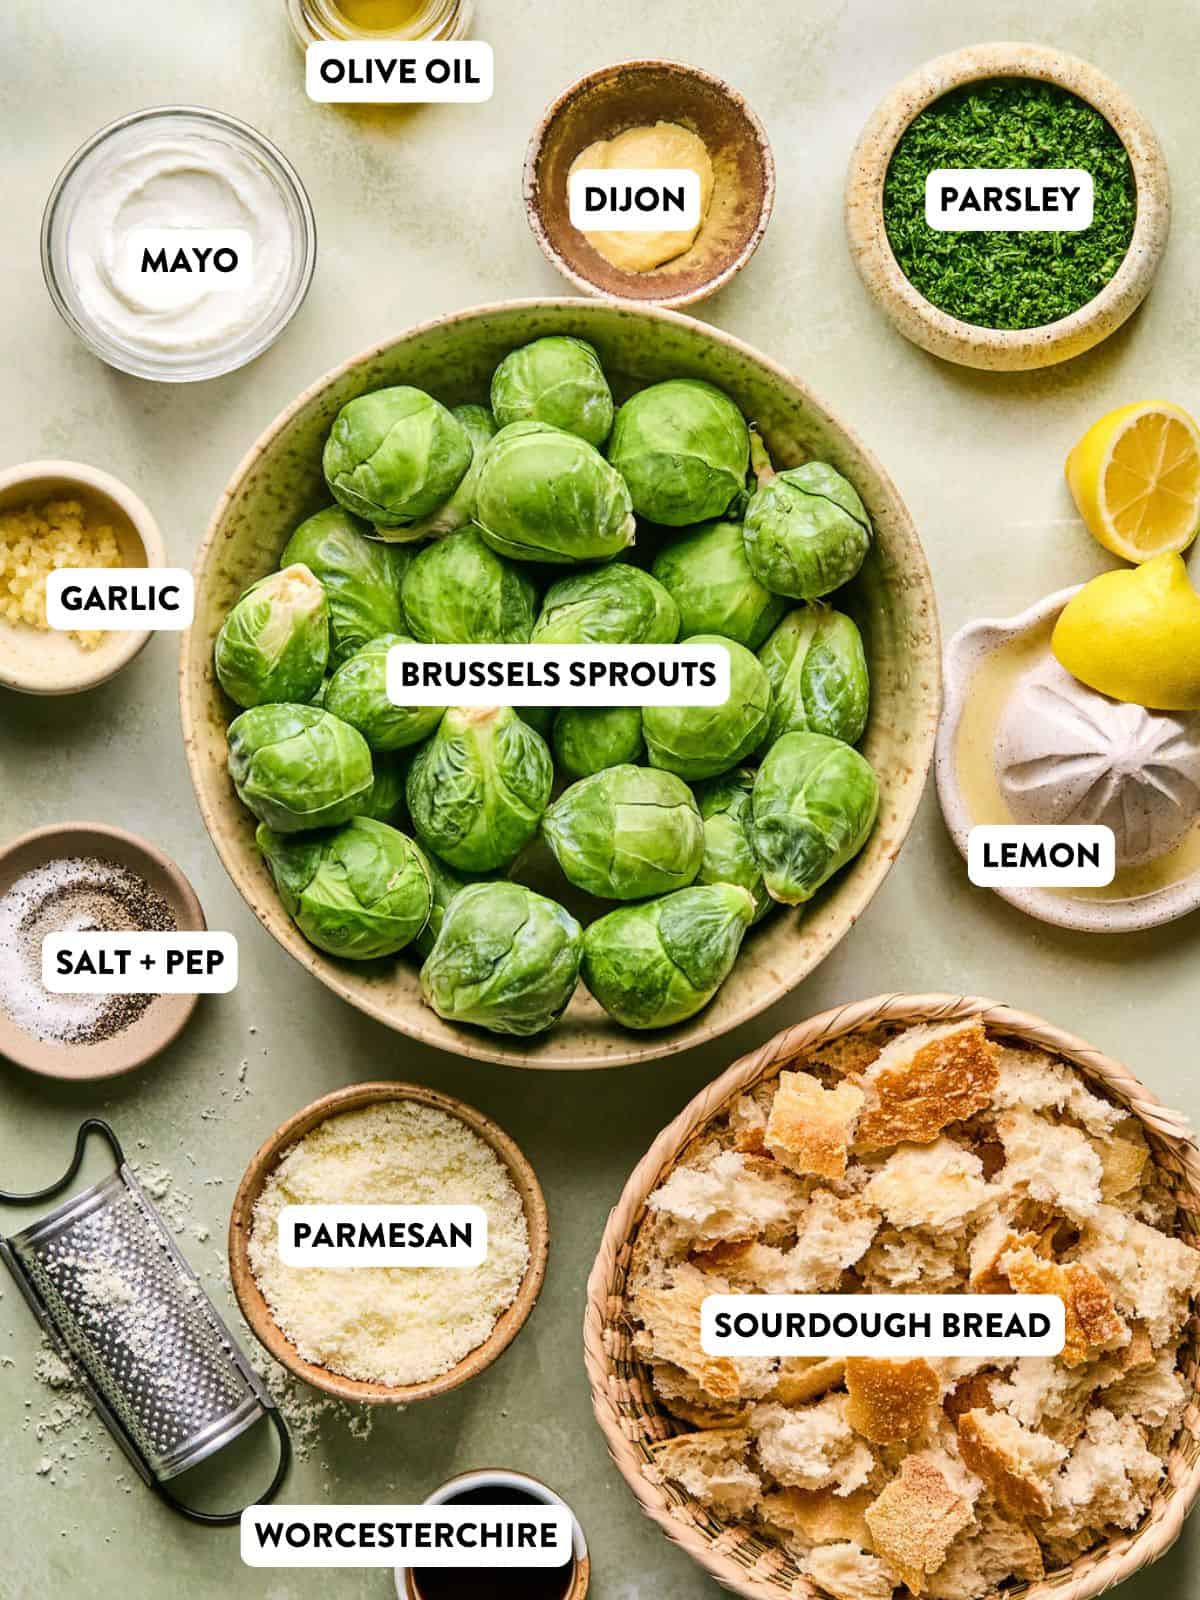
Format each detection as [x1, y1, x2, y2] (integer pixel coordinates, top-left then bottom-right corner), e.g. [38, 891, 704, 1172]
[306, 41, 493, 103]
[925, 169, 1094, 231]
[568, 169, 703, 232]
[45, 569, 195, 631]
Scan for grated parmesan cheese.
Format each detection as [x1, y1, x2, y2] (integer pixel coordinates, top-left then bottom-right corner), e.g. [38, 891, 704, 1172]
[247, 1101, 531, 1388]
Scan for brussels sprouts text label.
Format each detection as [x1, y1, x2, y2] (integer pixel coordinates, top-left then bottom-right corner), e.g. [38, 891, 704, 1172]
[925, 169, 1094, 231]
[45, 568, 194, 631]
[701, 1294, 1066, 1358]
[241, 1504, 573, 1569]
[278, 1205, 488, 1269]
[567, 169, 703, 232]
[306, 41, 493, 103]
[42, 932, 238, 994]
[386, 643, 731, 706]
[967, 825, 1115, 886]
[124, 228, 254, 307]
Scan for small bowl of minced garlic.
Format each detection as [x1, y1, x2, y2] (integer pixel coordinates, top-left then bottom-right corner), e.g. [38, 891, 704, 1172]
[230, 1082, 550, 1403]
[0, 459, 165, 694]
[524, 59, 775, 308]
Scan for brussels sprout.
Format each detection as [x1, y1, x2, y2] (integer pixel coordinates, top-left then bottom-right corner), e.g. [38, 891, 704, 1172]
[517, 705, 556, 740]
[324, 634, 445, 751]
[401, 528, 538, 644]
[758, 607, 870, 747]
[581, 883, 755, 1030]
[420, 881, 582, 1036]
[227, 704, 374, 833]
[606, 379, 750, 526]
[543, 765, 702, 900]
[532, 563, 679, 646]
[323, 386, 473, 528]
[475, 421, 635, 564]
[552, 706, 644, 779]
[642, 635, 772, 781]
[694, 769, 772, 922]
[257, 817, 431, 960]
[281, 506, 409, 667]
[407, 705, 553, 871]
[751, 731, 879, 905]
[742, 462, 871, 599]
[309, 677, 330, 707]
[214, 564, 329, 710]
[358, 750, 409, 824]
[651, 520, 786, 650]
[399, 404, 499, 543]
[412, 848, 471, 959]
[490, 336, 614, 448]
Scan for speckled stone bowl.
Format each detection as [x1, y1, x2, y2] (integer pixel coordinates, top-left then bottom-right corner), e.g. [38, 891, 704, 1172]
[524, 60, 775, 308]
[180, 299, 941, 1069]
[845, 42, 1171, 370]
[937, 588, 1200, 930]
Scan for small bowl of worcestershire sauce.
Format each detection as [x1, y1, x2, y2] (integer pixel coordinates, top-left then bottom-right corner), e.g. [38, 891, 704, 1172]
[395, 1469, 590, 1599]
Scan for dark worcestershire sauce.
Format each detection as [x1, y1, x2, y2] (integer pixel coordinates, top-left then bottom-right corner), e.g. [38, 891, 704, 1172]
[411, 1486, 573, 1600]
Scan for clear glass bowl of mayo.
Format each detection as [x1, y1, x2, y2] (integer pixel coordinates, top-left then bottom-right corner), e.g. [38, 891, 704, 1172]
[41, 107, 317, 382]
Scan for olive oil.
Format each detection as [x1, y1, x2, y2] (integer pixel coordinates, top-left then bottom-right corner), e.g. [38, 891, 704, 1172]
[333, 0, 423, 27]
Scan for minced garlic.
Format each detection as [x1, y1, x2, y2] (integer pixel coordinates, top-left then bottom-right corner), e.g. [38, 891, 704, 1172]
[0, 497, 122, 649]
[248, 1101, 531, 1389]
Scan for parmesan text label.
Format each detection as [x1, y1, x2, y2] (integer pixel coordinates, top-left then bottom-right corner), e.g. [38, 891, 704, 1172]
[278, 1205, 488, 1269]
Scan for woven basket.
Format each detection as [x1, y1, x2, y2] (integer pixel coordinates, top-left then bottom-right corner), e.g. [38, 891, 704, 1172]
[584, 992, 1200, 1600]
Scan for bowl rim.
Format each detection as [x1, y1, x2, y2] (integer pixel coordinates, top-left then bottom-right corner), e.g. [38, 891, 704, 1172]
[0, 820, 205, 1079]
[180, 295, 942, 1070]
[583, 990, 1200, 1599]
[936, 585, 1200, 931]
[228, 1080, 550, 1403]
[522, 57, 776, 309]
[844, 41, 1171, 370]
[0, 458, 165, 694]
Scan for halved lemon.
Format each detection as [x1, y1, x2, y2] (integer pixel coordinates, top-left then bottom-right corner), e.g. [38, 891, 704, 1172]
[1065, 401, 1200, 563]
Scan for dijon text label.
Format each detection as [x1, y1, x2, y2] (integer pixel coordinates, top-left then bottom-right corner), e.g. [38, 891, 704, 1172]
[925, 168, 1094, 231]
[278, 1205, 488, 1269]
[45, 569, 195, 631]
[568, 169, 703, 232]
[702, 1294, 1066, 1358]
[386, 643, 730, 707]
[306, 41, 493, 103]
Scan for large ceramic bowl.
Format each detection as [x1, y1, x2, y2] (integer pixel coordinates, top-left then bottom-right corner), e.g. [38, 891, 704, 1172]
[180, 299, 940, 1069]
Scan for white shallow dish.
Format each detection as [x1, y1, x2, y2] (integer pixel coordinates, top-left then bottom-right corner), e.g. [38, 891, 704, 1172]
[937, 587, 1200, 931]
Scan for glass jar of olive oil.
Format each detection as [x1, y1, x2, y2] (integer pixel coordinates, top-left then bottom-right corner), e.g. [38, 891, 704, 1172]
[287, 0, 473, 45]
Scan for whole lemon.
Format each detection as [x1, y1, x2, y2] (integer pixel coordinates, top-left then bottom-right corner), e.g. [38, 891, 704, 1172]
[1052, 553, 1200, 710]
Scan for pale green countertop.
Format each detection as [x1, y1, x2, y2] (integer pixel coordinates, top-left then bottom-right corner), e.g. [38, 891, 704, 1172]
[2, 1, 1199, 1595]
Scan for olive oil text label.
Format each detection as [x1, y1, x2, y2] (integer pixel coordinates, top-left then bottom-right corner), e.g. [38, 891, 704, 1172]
[306, 41, 493, 102]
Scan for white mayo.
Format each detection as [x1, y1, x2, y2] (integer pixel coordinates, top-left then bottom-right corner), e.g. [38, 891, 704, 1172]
[66, 134, 292, 360]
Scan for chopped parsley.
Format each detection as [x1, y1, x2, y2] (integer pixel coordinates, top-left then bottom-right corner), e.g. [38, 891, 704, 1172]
[883, 78, 1137, 329]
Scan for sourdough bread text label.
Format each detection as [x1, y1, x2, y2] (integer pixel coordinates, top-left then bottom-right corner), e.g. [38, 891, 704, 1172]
[701, 1294, 1066, 1358]
[568, 169, 703, 231]
[925, 169, 1094, 231]
[42, 932, 238, 994]
[45, 569, 194, 631]
[278, 1205, 488, 1269]
[967, 825, 1116, 887]
[241, 1505, 573, 1569]
[306, 41, 493, 103]
[385, 642, 730, 707]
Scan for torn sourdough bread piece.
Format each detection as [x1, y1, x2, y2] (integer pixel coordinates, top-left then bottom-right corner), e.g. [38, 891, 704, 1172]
[624, 1016, 1198, 1600]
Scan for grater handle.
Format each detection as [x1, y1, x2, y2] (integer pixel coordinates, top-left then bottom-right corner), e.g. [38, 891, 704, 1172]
[152, 1404, 292, 1525]
[0, 1119, 124, 1205]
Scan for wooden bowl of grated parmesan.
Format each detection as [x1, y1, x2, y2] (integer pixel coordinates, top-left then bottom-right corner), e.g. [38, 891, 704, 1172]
[229, 1082, 549, 1403]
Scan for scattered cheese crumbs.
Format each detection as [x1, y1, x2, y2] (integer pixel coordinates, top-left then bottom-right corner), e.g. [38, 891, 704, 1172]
[248, 1101, 530, 1389]
[0, 497, 122, 648]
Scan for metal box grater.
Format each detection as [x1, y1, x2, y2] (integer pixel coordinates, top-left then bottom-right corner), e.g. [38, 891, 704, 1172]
[1, 1120, 290, 1523]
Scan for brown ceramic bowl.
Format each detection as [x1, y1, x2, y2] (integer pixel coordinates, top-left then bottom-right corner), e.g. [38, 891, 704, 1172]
[524, 60, 774, 307]
[181, 299, 940, 1070]
[229, 1081, 550, 1404]
[0, 822, 205, 1081]
[845, 42, 1171, 370]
